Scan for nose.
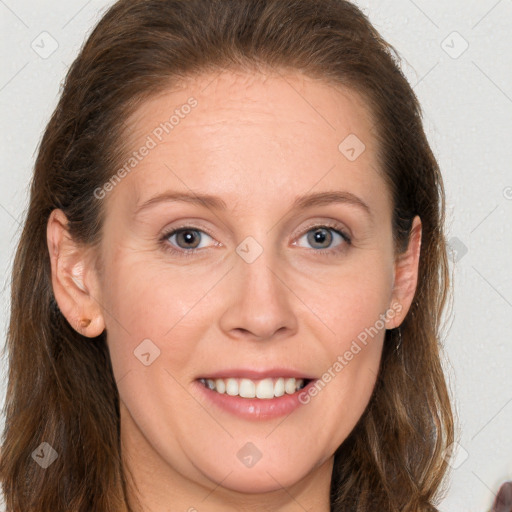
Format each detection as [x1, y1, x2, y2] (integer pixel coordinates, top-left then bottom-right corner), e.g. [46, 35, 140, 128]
[218, 250, 298, 342]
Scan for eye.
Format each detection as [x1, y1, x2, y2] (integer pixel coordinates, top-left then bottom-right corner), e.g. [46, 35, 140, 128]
[159, 222, 351, 258]
[294, 224, 351, 253]
[161, 227, 216, 256]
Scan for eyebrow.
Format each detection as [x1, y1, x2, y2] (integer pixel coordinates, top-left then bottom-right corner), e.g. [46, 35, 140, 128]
[134, 190, 372, 218]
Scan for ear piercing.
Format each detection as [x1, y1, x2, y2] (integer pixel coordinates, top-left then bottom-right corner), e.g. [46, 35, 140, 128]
[78, 318, 91, 328]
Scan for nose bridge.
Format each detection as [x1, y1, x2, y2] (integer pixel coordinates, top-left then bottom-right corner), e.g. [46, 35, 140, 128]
[236, 231, 286, 308]
[219, 230, 298, 340]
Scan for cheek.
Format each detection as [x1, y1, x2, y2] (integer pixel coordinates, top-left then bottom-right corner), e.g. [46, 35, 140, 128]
[103, 245, 211, 331]
[305, 258, 393, 394]
[299, 278, 391, 446]
[299, 255, 394, 346]
[102, 248, 226, 392]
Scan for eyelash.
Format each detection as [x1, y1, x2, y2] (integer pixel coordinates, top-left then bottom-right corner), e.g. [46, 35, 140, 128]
[159, 222, 352, 259]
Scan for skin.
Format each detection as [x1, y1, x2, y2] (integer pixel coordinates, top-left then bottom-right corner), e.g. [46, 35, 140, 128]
[47, 69, 422, 512]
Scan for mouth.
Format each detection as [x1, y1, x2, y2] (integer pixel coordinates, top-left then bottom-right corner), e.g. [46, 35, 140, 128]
[194, 371, 318, 420]
[197, 376, 312, 399]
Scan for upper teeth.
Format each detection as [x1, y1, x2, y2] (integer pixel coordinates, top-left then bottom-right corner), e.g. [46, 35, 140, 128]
[199, 377, 306, 399]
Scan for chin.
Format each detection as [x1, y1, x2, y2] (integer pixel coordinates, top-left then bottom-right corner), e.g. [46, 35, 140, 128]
[196, 453, 318, 494]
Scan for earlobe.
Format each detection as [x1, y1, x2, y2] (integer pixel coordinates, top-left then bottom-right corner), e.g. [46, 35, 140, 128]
[47, 209, 105, 338]
[385, 215, 422, 330]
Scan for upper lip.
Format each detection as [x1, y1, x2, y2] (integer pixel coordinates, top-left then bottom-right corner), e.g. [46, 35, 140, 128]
[197, 368, 316, 380]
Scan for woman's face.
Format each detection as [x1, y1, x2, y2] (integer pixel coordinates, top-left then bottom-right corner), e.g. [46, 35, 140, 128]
[54, 69, 421, 505]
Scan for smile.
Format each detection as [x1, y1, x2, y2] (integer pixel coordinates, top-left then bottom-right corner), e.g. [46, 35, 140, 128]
[198, 377, 310, 399]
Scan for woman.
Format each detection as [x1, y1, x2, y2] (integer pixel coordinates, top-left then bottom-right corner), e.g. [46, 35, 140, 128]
[0, 0, 455, 510]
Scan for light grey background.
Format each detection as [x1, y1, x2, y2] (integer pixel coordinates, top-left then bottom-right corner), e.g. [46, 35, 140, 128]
[1, 1, 511, 511]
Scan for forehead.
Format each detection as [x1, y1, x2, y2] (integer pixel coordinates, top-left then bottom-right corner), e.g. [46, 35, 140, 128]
[126, 69, 377, 145]
[106, 68, 388, 216]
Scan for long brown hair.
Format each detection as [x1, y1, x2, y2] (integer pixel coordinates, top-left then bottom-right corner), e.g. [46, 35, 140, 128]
[0, 1, 455, 510]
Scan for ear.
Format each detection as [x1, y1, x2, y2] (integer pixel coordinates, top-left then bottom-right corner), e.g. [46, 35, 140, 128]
[385, 215, 422, 329]
[46, 209, 105, 337]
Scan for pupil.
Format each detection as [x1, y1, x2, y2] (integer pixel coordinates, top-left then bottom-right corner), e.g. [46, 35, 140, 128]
[315, 231, 326, 242]
[179, 230, 199, 248]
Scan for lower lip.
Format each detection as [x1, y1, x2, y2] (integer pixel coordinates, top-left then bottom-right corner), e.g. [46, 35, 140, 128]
[193, 379, 318, 420]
